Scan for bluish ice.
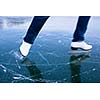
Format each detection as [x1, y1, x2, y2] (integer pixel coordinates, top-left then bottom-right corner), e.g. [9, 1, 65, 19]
[0, 16, 100, 83]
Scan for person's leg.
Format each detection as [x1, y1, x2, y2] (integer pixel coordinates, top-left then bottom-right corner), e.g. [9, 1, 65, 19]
[20, 16, 49, 56]
[71, 16, 92, 50]
[24, 16, 49, 44]
[73, 16, 90, 42]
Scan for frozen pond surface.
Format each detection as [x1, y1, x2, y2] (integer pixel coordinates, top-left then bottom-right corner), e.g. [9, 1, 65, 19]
[0, 16, 100, 83]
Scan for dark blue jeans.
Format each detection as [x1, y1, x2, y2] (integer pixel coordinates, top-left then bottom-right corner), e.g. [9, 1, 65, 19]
[24, 16, 50, 44]
[24, 16, 90, 44]
[72, 16, 91, 42]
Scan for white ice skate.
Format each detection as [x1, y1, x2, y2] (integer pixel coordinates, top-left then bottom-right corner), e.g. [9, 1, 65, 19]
[71, 41, 92, 51]
[20, 41, 32, 57]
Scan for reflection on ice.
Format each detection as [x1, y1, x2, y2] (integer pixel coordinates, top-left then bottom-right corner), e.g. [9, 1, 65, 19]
[69, 54, 90, 83]
[0, 16, 100, 82]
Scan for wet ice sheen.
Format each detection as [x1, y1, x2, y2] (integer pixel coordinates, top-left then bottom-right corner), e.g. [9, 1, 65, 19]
[0, 17, 100, 82]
